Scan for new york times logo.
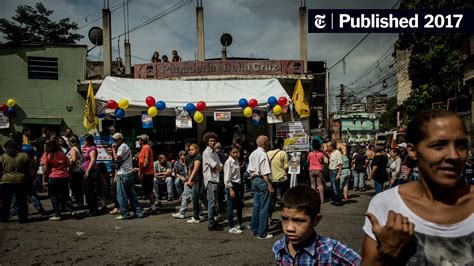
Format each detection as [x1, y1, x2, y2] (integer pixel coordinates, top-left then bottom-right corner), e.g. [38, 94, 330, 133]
[308, 9, 473, 33]
[314, 14, 326, 29]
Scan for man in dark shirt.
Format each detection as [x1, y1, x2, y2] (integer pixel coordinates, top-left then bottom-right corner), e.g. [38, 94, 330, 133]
[368, 146, 388, 194]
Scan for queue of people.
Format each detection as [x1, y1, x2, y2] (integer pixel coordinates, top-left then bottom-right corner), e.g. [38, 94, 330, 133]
[0, 109, 472, 265]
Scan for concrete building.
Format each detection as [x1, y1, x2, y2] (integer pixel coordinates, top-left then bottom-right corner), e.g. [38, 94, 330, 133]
[367, 93, 388, 114]
[346, 103, 367, 113]
[0, 44, 88, 143]
[331, 112, 379, 143]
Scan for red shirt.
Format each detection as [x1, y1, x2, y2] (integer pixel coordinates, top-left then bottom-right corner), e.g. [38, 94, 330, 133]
[41, 151, 69, 178]
[139, 144, 154, 175]
[308, 150, 324, 171]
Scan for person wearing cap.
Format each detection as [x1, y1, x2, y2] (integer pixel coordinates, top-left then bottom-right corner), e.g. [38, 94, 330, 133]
[112, 133, 143, 219]
[137, 134, 155, 213]
[171, 151, 190, 219]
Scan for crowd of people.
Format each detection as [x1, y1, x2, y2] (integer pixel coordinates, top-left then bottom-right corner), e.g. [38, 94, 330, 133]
[0, 109, 472, 264]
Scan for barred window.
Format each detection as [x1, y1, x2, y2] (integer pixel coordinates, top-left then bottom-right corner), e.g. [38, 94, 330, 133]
[28, 56, 58, 80]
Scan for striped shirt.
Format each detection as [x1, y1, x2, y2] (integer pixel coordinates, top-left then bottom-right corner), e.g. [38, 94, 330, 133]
[273, 232, 361, 266]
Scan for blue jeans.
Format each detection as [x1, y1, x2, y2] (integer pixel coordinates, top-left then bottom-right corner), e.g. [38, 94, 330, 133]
[207, 182, 218, 227]
[353, 171, 365, 189]
[251, 177, 271, 238]
[177, 184, 192, 215]
[192, 180, 201, 219]
[83, 168, 99, 213]
[374, 179, 384, 194]
[116, 173, 142, 217]
[329, 170, 342, 204]
[165, 176, 182, 198]
[0, 182, 29, 223]
[48, 178, 75, 216]
[11, 185, 43, 214]
[269, 180, 289, 220]
[225, 182, 243, 229]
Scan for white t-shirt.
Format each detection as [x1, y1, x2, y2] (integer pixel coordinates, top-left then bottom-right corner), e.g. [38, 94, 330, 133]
[117, 143, 133, 175]
[363, 186, 474, 265]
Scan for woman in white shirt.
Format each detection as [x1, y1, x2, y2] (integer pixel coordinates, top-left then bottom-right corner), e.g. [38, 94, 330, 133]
[362, 109, 474, 265]
[388, 148, 402, 187]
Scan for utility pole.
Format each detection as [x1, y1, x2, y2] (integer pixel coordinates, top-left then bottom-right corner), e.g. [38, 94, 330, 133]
[339, 84, 345, 142]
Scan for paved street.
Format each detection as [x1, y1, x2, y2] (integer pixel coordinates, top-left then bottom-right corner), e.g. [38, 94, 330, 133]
[0, 186, 373, 265]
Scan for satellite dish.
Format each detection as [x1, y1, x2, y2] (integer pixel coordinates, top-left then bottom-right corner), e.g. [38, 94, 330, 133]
[220, 33, 232, 47]
[88, 27, 103, 46]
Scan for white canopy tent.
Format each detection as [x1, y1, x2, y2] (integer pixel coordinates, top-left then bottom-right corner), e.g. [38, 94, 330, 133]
[95, 77, 291, 116]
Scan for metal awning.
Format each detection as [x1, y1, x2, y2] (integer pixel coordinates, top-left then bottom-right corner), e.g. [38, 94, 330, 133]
[22, 117, 63, 126]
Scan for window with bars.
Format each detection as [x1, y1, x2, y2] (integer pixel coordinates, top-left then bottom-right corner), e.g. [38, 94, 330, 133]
[28, 56, 58, 80]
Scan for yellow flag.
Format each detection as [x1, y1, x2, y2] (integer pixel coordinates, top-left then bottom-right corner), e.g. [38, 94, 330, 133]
[292, 79, 310, 118]
[83, 81, 98, 130]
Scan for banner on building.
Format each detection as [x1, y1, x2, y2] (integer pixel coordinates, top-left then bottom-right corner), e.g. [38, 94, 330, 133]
[214, 112, 231, 121]
[0, 113, 9, 129]
[276, 121, 309, 152]
[141, 112, 154, 129]
[176, 107, 192, 129]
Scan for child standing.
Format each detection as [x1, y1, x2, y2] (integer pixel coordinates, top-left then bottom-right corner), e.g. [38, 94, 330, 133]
[224, 147, 244, 234]
[272, 186, 361, 265]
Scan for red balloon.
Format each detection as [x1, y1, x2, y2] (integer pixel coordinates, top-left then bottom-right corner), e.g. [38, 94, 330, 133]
[278, 96, 287, 106]
[248, 99, 258, 109]
[0, 104, 7, 112]
[196, 101, 206, 111]
[145, 96, 156, 107]
[107, 100, 118, 109]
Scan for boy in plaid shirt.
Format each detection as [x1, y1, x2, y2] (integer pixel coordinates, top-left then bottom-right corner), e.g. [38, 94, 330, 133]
[272, 186, 361, 265]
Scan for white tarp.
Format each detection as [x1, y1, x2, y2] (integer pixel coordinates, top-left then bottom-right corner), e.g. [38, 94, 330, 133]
[95, 77, 291, 116]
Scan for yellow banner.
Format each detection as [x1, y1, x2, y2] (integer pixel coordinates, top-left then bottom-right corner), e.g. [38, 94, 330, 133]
[83, 81, 98, 130]
[291, 79, 310, 118]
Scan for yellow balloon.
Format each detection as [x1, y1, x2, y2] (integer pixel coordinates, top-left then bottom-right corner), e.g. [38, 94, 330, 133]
[243, 107, 252, 117]
[6, 99, 16, 108]
[273, 104, 282, 115]
[118, 99, 129, 109]
[194, 111, 204, 123]
[148, 106, 158, 117]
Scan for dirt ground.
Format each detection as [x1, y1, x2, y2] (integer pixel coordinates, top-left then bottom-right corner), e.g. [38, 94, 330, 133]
[0, 188, 372, 265]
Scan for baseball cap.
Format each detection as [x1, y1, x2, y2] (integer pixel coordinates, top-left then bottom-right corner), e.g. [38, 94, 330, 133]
[136, 134, 149, 142]
[397, 143, 407, 148]
[112, 133, 124, 140]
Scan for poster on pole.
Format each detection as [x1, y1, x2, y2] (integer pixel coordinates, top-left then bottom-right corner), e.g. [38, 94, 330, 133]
[175, 107, 192, 129]
[276, 121, 309, 152]
[0, 113, 9, 129]
[288, 152, 301, 175]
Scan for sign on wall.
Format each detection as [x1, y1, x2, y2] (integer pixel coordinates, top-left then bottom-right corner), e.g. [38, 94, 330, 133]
[134, 60, 304, 79]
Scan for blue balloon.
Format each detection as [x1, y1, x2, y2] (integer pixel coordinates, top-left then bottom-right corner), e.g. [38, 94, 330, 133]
[6, 107, 15, 116]
[267, 96, 277, 107]
[97, 113, 106, 118]
[238, 98, 248, 108]
[115, 108, 125, 119]
[155, 100, 166, 111]
[185, 103, 196, 115]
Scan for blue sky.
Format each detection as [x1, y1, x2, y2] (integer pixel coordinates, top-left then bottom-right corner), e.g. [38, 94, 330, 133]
[1, 0, 399, 111]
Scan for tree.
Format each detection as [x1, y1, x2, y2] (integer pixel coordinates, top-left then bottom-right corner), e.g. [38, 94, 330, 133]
[0, 2, 82, 44]
[379, 97, 397, 131]
[398, 0, 472, 119]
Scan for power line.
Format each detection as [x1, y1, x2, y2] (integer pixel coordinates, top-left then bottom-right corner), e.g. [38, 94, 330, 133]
[112, 0, 192, 40]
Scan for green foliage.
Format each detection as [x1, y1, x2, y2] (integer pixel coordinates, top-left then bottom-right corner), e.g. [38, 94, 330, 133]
[398, 0, 472, 119]
[379, 97, 397, 131]
[0, 2, 82, 44]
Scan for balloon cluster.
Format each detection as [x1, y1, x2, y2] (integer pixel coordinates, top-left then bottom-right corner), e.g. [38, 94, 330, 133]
[267, 96, 287, 115]
[185, 101, 206, 123]
[106, 99, 129, 119]
[145, 96, 166, 117]
[238, 98, 258, 118]
[0, 99, 16, 117]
